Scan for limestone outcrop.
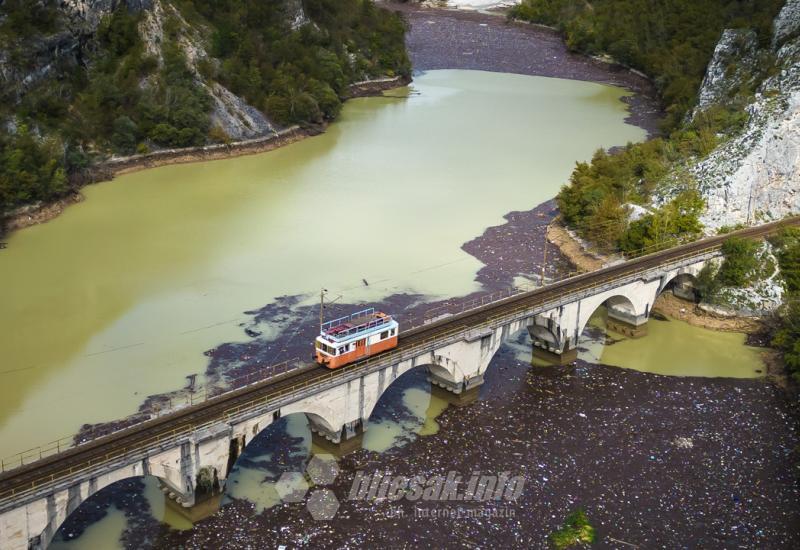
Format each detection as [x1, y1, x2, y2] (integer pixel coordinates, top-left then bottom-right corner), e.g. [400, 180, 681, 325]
[684, 1, 800, 232]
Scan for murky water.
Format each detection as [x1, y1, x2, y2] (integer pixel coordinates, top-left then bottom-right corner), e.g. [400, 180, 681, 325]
[53, 368, 452, 546]
[224, 368, 448, 512]
[50, 506, 126, 550]
[0, 70, 645, 458]
[522, 307, 765, 378]
[52, 307, 770, 547]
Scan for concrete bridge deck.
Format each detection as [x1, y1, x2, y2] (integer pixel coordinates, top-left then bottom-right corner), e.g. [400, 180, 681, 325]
[1, 216, 798, 548]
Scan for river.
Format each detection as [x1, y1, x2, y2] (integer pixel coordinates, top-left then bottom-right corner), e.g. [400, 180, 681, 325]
[0, 69, 645, 460]
[11, 3, 795, 545]
[35, 67, 783, 549]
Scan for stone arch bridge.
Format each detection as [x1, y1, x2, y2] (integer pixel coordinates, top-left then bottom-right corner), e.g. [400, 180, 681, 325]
[0, 218, 796, 549]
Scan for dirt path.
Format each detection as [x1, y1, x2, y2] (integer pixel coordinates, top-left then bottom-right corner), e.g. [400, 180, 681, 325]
[545, 220, 608, 272]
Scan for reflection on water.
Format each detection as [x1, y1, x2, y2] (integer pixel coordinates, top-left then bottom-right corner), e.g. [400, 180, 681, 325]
[141, 477, 193, 531]
[52, 367, 451, 548]
[0, 70, 644, 457]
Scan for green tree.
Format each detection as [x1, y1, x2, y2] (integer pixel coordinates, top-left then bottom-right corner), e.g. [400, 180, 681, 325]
[772, 297, 800, 381]
[771, 228, 800, 293]
[717, 237, 760, 287]
[111, 116, 139, 154]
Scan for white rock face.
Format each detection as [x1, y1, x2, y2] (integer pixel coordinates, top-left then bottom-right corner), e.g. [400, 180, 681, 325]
[140, 0, 276, 140]
[207, 83, 276, 139]
[285, 0, 310, 30]
[694, 29, 759, 113]
[61, 0, 153, 31]
[773, 0, 800, 48]
[445, 0, 520, 9]
[717, 242, 786, 315]
[683, 5, 800, 233]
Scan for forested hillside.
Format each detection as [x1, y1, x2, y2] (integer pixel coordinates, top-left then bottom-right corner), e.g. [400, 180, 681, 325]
[510, 0, 794, 255]
[0, 0, 409, 224]
[510, 0, 784, 129]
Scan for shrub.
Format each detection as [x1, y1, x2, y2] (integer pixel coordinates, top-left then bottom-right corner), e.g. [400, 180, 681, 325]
[549, 508, 596, 549]
[772, 297, 800, 382]
[717, 237, 760, 287]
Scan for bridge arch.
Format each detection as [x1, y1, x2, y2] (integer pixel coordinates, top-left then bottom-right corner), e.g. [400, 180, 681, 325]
[38, 473, 178, 549]
[576, 292, 646, 340]
[658, 268, 704, 303]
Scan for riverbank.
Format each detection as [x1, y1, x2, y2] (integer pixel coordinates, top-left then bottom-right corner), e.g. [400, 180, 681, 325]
[396, 2, 661, 136]
[1, 76, 409, 237]
[3, 2, 664, 239]
[545, 207, 795, 389]
[545, 219, 608, 272]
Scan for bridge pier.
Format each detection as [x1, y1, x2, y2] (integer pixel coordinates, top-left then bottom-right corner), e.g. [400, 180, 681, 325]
[428, 368, 484, 396]
[531, 343, 578, 365]
[606, 302, 648, 338]
[430, 383, 480, 406]
[311, 429, 364, 455]
[308, 416, 365, 454]
[424, 329, 501, 405]
[161, 477, 223, 524]
[527, 318, 578, 365]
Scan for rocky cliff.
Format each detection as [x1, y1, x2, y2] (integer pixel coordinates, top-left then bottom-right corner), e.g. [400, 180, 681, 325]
[136, 0, 277, 139]
[1, 0, 312, 142]
[683, 0, 800, 232]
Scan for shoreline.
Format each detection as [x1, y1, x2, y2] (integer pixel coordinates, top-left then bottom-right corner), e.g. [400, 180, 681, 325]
[1, 76, 410, 237]
[545, 212, 791, 386]
[546, 215, 769, 333]
[396, 2, 662, 137]
[2, 5, 664, 239]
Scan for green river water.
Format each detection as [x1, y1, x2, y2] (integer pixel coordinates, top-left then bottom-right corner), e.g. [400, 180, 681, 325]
[35, 70, 771, 549]
[0, 70, 650, 458]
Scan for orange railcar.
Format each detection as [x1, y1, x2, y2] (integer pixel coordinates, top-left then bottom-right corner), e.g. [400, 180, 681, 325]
[315, 308, 399, 369]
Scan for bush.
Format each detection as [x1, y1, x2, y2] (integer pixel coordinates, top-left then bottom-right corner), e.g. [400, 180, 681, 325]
[695, 263, 721, 302]
[770, 228, 800, 293]
[549, 508, 596, 549]
[717, 237, 760, 287]
[617, 189, 704, 255]
[0, 125, 69, 211]
[772, 297, 800, 382]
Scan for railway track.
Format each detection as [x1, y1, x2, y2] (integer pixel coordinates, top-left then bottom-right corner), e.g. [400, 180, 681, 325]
[1, 216, 798, 505]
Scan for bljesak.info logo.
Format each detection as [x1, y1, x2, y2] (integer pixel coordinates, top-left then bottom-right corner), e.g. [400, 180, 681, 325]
[274, 454, 525, 521]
